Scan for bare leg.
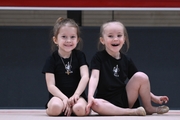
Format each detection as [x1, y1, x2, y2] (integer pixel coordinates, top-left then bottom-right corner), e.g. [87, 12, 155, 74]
[91, 99, 146, 116]
[126, 72, 159, 114]
[72, 97, 89, 116]
[46, 97, 64, 116]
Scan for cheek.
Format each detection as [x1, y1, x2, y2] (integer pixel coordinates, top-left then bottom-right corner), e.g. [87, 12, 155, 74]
[121, 37, 126, 43]
[73, 40, 79, 45]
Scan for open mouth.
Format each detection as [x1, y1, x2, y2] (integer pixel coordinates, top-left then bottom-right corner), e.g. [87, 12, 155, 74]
[64, 44, 73, 47]
[111, 44, 119, 46]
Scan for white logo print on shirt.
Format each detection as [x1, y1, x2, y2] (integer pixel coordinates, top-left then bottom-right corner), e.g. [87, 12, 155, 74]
[113, 65, 120, 77]
[65, 62, 73, 75]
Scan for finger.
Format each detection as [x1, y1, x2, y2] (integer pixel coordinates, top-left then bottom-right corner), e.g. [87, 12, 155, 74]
[72, 98, 76, 106]
[63, 103, 66, 112]
[68, 99, 73, 107]
[65, 107, 69, 116]
[68, 98, 72, 104]
[64, 108, 67, 115]
[67, 109, 72, 116]
[162, 96, 169, 101]
[87, 102, 92, 109]
[85, 106, 90, 114]
[162, 97, 168, 103]
[65, 108, 69, 116]
[68, 101, 71, 107]
[166, 97, 169, 101]
[75, 96, 79, 102]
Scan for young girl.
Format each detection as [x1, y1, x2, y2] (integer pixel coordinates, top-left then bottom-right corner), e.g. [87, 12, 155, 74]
[86, 20, 169, 116]
[42, 17, 90, 116]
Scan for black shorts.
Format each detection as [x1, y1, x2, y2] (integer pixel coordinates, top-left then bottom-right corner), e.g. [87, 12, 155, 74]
[97, 88, 140, 108]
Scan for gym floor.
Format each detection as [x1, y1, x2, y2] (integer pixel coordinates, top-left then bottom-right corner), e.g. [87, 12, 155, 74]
[0, 109, 180, 120]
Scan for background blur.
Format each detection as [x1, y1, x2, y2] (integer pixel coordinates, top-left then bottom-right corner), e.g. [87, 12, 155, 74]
[0, 0, 180, 109]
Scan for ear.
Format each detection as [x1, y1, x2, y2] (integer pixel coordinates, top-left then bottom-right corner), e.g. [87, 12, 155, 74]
[123, 36, 126, 44]
[100, 37, 104, 45]
[77, 38, 80, 43]
[53, 36, 57, 44]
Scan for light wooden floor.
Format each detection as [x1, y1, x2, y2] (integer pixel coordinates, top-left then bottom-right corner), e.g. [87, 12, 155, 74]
[0, 109, 180, 120]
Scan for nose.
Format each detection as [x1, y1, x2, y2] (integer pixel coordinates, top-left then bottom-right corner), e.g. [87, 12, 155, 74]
[113, 37, 118, 40]
[66, 38, 71, 42]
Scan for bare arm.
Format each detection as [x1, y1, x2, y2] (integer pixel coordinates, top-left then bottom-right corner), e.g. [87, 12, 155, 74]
[85, 69, 100, 113]
[74, 65, 89, 96]
[150, 92, 169, 104]
[88, 69, 100, 99]
[68, 65, 89, 106]
[45, 73, 68, 100]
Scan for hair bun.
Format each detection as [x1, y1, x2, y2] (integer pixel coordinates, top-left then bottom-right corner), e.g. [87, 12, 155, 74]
[56, 17, 64, 23]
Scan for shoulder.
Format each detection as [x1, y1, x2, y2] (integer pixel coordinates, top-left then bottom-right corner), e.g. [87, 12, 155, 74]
[42, 51, 58, 73]
[73, 49, 86, 57]
[120, 53, 135, 66]
[46, 51, 59, 62]
[73, 49, 88, 65]
[93, 50, 106, 58]
[91, 50, 106, 63]
[121, 52, 132, 61]
[73, 49, 85, 54]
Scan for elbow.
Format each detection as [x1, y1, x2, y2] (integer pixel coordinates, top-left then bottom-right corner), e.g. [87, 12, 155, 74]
[47, 84, 54, 92]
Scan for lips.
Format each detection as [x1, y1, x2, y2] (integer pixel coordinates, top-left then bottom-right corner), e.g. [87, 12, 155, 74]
[111, 44, 119, 46]
[64, 44, 73, 47]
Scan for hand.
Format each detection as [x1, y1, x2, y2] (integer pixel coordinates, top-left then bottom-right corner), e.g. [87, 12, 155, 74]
[152, 95, 169, 104]
[68, 94, 79, 107]
[62, 98, 68, 112]
[159, 96, 169, 104]
[64, 105, 72, 116]
[86, 96, 95, 115]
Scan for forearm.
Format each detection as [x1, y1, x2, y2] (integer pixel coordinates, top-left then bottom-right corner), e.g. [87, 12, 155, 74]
[74, 75, 89, 96]
[48, 85, 68, 100]
[150, 92, 156, 102]
[88, 78, 98, 98]
[46, 73, 68, 100]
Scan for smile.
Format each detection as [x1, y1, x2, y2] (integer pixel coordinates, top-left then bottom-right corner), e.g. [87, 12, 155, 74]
[111, 44, 119, 46]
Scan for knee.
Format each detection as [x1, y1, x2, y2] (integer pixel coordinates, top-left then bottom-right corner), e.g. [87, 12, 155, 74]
[47, 102, 63, 116]
[134, 72, 149, 83]
[73, 103, 86, 116]
[91, 100, 103, 112]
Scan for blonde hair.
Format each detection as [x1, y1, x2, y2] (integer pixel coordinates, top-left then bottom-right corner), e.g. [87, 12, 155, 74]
[98, 20, 129, 53]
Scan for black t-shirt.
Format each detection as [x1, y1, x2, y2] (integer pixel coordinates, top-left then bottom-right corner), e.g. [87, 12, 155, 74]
[90, 50, 138, 101]
[42, 49, 88, 99]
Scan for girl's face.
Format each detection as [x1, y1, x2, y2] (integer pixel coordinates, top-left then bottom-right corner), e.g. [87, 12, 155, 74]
[100, 22, 125, 57]
[53, 25, 79, 55]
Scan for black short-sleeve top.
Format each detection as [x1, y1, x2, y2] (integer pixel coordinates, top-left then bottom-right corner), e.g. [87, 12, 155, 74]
[42, 49, 88, 99]
[90, 50, 138, 100]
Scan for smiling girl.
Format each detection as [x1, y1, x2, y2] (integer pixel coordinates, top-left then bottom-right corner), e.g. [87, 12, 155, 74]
[86, 20, 169, 116]
[42, 17, 89, 116]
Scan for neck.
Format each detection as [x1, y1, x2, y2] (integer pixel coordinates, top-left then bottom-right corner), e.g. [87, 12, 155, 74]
[105, 49, 120, 59]
[58, 50, 71, 58]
